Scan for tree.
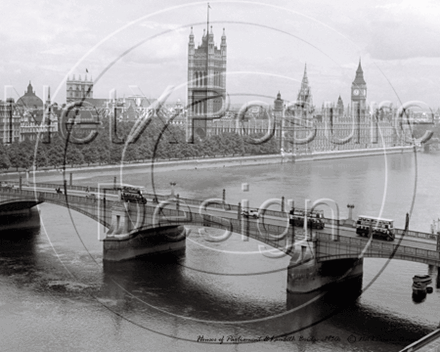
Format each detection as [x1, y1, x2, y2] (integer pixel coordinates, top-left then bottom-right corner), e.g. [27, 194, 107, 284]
[65, 146, 85, 167]
[8, 140, 31, 170]
[0, 143, 10, 169]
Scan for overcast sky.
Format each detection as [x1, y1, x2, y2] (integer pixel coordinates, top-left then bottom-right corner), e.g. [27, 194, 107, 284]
[1, 0, 439, 111]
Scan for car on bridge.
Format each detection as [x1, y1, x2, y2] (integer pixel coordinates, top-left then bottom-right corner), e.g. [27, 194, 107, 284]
[241, 209, 259, 219]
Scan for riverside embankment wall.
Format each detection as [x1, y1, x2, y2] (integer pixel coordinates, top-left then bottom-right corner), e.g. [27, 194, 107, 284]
[1, 146, 414, 180]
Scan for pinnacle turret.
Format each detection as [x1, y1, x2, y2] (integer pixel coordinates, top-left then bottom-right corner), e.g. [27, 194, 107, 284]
[353, 59, 366, 85]
[301, 64, 309, 88]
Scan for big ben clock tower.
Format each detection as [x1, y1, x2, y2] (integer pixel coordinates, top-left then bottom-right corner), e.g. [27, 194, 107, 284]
[351, 59, 367, 124]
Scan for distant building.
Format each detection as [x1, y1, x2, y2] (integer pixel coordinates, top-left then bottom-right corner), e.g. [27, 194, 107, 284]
[336, 95, 344, 119]
[0, 99, 20, 144]
[16, 82, 44, 122]
[66, 74, 110, 110]
[291, 64, 314, 119]
[351, 59, 367, 122]
[19, 87, 58, 142]
[187, 23, 227, 140]
[273, 92, 284, 119]
[66, 74, 94, 103]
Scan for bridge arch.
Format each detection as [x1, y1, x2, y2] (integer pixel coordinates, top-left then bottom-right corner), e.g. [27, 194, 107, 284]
[0, 189, 111, 228]
[43, 198, 111, 228]
[0, 199, 43, 212]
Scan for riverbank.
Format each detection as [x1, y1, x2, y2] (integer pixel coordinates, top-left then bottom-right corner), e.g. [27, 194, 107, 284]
[0, 145, 414, 182]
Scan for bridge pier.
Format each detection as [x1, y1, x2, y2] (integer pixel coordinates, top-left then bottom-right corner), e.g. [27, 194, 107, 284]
[103, 202, 186, 261]
[287, 243, 364, 293]
[428, 264, 440, 288]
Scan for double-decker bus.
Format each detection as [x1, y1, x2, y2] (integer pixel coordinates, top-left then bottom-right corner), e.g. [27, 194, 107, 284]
[356, 215, 395, 241]
[289, 209, 325, 229]
[119, 186, 147, 204]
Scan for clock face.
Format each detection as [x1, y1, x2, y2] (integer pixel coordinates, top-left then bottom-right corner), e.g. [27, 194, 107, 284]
[353, 89, 360, 96]
[361, 89, 366, 96]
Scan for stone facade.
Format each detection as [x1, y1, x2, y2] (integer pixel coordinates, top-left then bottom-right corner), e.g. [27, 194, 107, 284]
[186, 25, 227, 140]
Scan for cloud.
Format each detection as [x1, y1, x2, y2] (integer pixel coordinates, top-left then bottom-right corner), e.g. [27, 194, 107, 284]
[361, 1, 440, 59]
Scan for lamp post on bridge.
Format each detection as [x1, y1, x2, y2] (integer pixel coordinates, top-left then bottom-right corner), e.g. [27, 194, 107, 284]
[170, 182, 176, 198]
[347, 204, 355, 223]
[289, 203, 295, 245]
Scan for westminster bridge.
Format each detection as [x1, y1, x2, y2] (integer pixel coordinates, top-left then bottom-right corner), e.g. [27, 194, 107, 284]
[1, 183, 440, 267]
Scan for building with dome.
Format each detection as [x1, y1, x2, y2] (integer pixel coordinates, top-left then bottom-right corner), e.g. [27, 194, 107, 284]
[16, 82, 44, 123]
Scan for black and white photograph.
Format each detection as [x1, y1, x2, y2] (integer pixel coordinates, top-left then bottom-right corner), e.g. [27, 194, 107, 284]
[1, 1, 440, 351]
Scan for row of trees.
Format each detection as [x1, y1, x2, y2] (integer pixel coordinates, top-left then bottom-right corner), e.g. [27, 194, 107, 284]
[0, 119, 280, 170]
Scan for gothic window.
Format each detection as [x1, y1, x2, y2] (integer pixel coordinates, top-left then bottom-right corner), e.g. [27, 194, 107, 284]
[194, 72, 198, 86]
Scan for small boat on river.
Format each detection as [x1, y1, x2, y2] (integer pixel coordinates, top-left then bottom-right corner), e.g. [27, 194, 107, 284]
[413, 275, 432, 285]
[412, 282, 427, 292]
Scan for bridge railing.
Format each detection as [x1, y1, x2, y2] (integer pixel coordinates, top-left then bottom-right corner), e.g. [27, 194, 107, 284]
[2, 186, 439, 243]
[24, 182, 120, 195]
[315, 231, 440, 264]
[394, 228, 437, 240]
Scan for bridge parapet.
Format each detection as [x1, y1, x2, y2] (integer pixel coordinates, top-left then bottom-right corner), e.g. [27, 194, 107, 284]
[316, 232, 440, 266]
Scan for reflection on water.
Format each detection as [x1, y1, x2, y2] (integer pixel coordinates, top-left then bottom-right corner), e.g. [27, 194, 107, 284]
[0, 208, 40, 232]
[0, 227, 38, 273]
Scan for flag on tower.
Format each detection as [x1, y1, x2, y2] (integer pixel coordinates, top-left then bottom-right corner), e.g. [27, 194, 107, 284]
[208, 3, 211, 8]
[86, 68, 88, 73]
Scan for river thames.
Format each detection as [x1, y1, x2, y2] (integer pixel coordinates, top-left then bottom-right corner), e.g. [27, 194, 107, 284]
[1, 151, 440, 351]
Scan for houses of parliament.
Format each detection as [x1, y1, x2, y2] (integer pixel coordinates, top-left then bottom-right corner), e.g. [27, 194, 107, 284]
[185, 24, 410, 153]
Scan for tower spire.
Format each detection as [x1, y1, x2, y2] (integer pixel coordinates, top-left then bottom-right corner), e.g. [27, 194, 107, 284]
[353, 58, 366, 85]
[207, 3, 210, 38]
[301, 63, 309, 89]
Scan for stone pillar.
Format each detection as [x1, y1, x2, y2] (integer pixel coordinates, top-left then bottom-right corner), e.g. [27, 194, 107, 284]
[428, 265, 440, 288]
[69, 173, 73, 186]
[287, 246, 364, 293]
[103, 201, 187, 261]
[106, 202, 133, 236]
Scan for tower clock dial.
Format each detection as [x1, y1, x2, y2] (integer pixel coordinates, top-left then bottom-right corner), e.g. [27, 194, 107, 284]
[353, 89, 360, 96]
